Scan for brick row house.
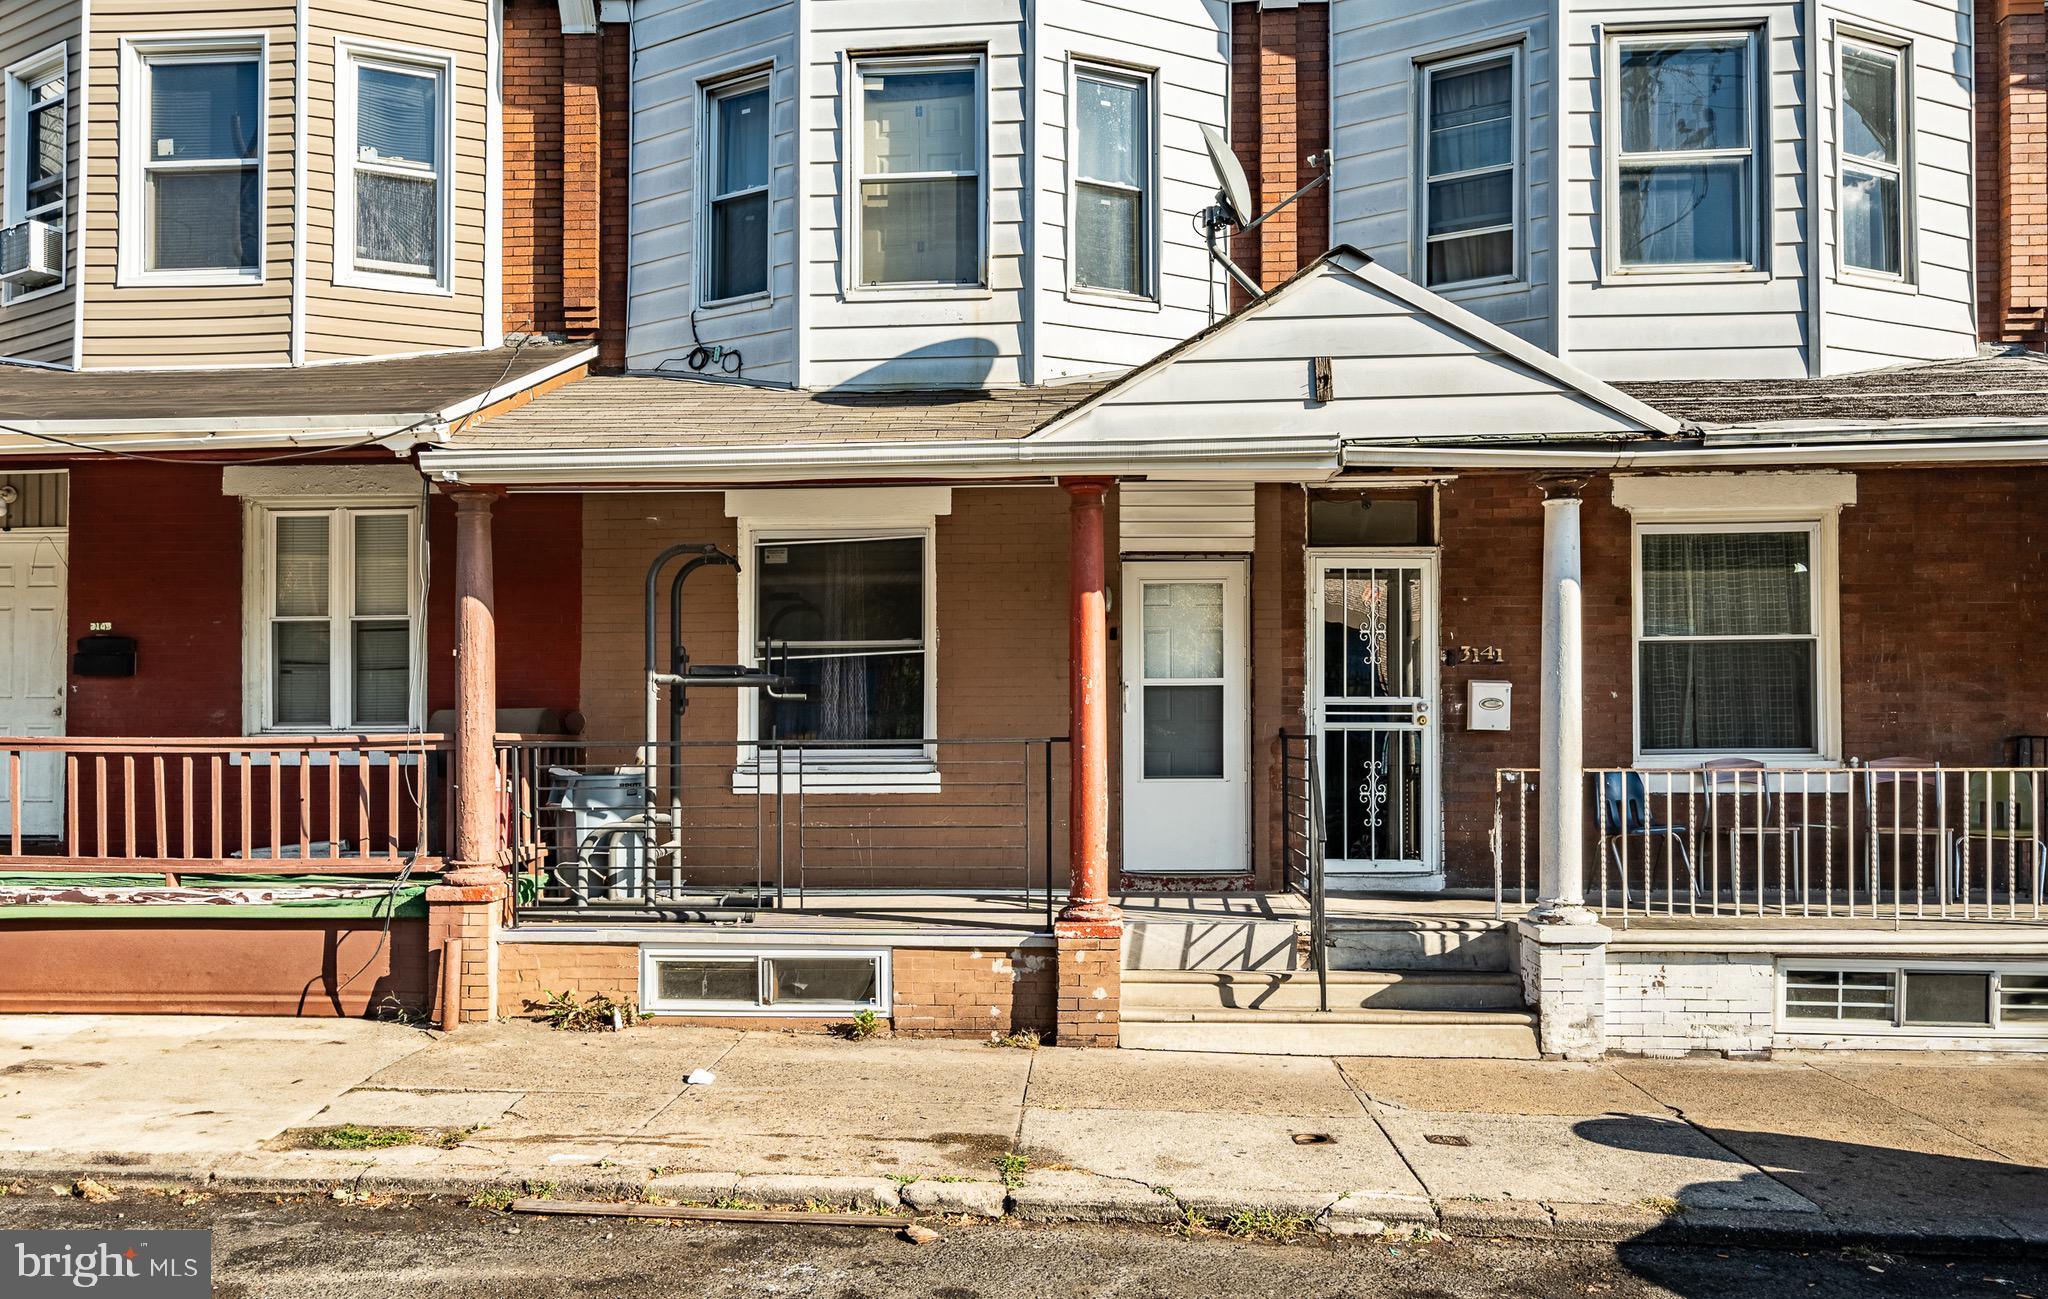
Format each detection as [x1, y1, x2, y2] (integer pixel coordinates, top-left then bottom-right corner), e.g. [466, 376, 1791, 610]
[4, 0, 2048, 1057]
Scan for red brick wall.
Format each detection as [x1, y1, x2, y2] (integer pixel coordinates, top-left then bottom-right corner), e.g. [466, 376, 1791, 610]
[1978, 0, 2048, 346]
[1228, 1, 1331, 301]
[599, 22, 633, 371]
[503, 0, 565, 339]
[61, 460, 581, 739]
[892, 945, 1056, 1037]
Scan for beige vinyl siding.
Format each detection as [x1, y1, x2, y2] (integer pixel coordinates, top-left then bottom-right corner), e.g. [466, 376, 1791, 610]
[302, 0, 491, 361]
[83, 1, 297, 368]
[0, 0, 82, 366]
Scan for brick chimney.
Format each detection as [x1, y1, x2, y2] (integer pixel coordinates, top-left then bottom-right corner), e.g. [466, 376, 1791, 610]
[1228, 1, 1330, 305]
[1979, 0, 2048, 348]
[502, 0, 631, 369]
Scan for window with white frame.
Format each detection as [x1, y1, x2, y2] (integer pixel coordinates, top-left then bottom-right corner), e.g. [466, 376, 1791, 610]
[337, 45, 450, 290]
[750, 533, 931, 751]
[704, 72, 770, 303]
[855, 55, 983, 288]
[1635, 522, 1826, 755]
[1419, 48, 1519, 287]
[125, 40, 263, 279]
[1784, 964, 2048, 1033]
[1071, 64, 1151, 297]
[1839, 37, 1907, 278]
[1610, 31, 1760, 271]
[4, 45, 66, 300]
[252, 504, 421, 732]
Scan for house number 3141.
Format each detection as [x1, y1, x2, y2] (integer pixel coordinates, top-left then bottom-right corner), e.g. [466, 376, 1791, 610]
[1456, 645, 1505, 664]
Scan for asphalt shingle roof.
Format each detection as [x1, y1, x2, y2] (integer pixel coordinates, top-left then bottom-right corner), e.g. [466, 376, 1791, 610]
[1618, 351, 2048, 427]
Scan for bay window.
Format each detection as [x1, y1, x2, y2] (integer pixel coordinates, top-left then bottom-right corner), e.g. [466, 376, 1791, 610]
[704, 73, 771, 303]
[1635, 523, 1826, 756]
[338, 45, 450, 290]
[125, 40, 264, 280]
[253, 504, 421, 732]
[855, 56, 983, 288]
[1420, 48, 1519, 287]
[1839, 38, 1907, 278]
[1610, 31, 1760, 271]
[1071, 64, 1152, 298]
[751, 534, 932, 753]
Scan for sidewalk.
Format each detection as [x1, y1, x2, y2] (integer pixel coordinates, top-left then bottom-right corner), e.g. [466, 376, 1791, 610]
[5, 1015, 2047, 1251]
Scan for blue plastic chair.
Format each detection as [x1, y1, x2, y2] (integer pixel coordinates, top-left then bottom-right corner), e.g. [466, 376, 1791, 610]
[1601, 771, 1698, 900]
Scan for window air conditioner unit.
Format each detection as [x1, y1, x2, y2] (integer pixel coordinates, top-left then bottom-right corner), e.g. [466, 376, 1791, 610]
[0, 220, 64, 290]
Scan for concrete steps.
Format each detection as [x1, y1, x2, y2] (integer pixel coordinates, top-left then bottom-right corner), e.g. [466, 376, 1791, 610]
[1119, 1006, 1540, 1058]
[1324, 915, 1513, 972]
[1125, 968, 1524, 1012]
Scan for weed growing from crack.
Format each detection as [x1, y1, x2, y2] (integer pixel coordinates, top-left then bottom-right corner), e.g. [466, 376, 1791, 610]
[995, 1154, 1027, 1189]
[467, 1188, 518, 1211]
[1222, 1209, 1309, 1243]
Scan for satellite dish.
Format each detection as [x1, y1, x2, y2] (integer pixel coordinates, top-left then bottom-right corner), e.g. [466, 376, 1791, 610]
[1201, 124, 1254, 228]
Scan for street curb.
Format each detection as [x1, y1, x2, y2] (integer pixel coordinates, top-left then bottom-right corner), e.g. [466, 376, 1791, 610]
[6, 1159, 2046, 1256]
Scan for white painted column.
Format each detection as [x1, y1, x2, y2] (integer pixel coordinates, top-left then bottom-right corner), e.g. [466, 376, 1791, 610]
[1534, 481, 1588, 920]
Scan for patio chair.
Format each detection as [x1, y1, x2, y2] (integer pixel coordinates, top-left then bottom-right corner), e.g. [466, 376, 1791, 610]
[1862, 758, 1954, 904]
[1600, 770, 1698, 902]
[1953, 769, 2048, 904]
[1699, 757, 1807, 900]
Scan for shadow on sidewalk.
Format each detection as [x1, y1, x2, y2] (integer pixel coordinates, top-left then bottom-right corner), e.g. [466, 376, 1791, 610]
[1573, 1114, 2048, 1295]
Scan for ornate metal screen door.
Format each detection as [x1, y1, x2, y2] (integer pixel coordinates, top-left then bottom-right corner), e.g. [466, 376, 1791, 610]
[1310, 554, 1439, 880]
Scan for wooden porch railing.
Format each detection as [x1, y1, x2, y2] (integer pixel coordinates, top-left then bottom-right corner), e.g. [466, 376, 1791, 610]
[0, 735, 451, 879]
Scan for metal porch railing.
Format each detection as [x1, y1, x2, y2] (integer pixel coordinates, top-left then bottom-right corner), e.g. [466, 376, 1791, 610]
[1494, 765, 2048, 925]
[497, 736, 1067, 922]
[1280, 732, 1333, 1011]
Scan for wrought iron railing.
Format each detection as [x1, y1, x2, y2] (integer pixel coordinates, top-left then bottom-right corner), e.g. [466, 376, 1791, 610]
[1494, 765, 2048, 925]
[497, 736, 1067, 921]
[1280, 732, 1331, 1010]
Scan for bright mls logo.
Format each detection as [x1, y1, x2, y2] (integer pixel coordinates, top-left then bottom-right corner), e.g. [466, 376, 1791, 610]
[3, 1231, 210, 1297]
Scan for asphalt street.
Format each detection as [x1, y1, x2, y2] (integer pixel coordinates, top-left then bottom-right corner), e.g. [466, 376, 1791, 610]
[6, 1193, 2048, 1299]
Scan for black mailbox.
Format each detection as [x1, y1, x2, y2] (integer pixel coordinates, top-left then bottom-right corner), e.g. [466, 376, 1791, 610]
[73, 634, 138, 678]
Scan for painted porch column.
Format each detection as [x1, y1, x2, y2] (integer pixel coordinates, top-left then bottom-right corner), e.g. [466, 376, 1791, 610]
[1518, 477, 1610, 1059]
[1055, 478, 1121, 1047]
[430, 486, 507, 1026]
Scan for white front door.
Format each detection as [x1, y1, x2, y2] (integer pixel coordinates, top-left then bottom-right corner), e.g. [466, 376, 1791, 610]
[1120, 560, 1248, 874]
[1309, 552, 1440, 884]
[0, 533, 67, 839]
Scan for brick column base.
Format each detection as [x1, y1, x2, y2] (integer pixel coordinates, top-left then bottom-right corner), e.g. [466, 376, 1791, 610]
[427, 874, 507, 1026]
[1516, 918, 1611, 1060]
[1053, 920, 1122, 1048]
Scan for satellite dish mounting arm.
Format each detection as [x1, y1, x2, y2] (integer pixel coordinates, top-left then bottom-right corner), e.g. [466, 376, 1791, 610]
[1197, 123, 1329, 303]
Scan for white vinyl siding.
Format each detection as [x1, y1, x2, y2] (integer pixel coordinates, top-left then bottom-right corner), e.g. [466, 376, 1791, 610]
[334, 43, 453, 293]
[1330, 0, 1553, 348]
[626, 0, 796, 383]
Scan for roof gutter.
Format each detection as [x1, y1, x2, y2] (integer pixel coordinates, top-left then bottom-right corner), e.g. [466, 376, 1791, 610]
[420, 433, 1348, 485]
[1343, 434, 2048, 469]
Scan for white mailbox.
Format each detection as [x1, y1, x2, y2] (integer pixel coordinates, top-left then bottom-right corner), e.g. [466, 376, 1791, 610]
[1467, 680, 1511, 731]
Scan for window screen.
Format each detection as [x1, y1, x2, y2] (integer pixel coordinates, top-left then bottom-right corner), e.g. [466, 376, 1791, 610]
[143, 56, 261, 273]
[351, 57, 443, 279]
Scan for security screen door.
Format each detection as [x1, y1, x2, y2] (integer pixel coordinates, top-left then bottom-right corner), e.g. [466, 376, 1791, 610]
[1310, 553, 1440, 880]
[1120, 561, 1249, 874]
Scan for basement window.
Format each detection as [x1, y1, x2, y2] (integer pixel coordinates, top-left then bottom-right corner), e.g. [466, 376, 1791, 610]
[1782, 964, 2048, 1034]
[640, 948, 889, 1016]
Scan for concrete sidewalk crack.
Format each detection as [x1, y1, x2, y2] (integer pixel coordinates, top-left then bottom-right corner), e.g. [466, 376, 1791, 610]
[1611, 1069, 1808, 1208]
[1332, 1061, 1430, 1200]
[1802, 1060, 2014, 1163]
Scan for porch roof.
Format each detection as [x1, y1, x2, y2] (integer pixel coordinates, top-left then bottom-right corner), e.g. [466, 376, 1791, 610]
[1618, 351, 2048, 429]
[0, 344, 594, 455]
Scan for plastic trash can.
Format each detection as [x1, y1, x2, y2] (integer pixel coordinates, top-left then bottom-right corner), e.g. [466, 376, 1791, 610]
[547, 768, 649, 900]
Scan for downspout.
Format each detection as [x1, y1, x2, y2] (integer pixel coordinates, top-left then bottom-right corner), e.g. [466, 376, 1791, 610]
[290, 0, 308, 365]
[71, 0, 91, 371]
[1804, 7, 1826, 377]
[791, 0, 809, 387]
[1020, 0, 1039, 385]
[1551, 0, 1571, 360]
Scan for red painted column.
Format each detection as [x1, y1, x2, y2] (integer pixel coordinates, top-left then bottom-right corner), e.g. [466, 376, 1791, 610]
[1061, 478, 1117, 923]
[446, 487, 504, 883]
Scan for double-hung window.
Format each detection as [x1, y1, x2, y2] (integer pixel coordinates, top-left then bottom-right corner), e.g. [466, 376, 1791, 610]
[1071, 64, 1151, 298]
[256, 505, 421, 732]
[751, 534, 931, 754]
[855, 56, 983, 288]
[338, 45, 450, 290]
[1419, 49, 1519, 287]
[1635, 523, 1825, 756]
[1611, 32, 1760, 271]
[1839, 38, 1907, 278]
[704, 73, 771, 303]
[4, 46, 67, 298]
[127, 40, 262, 280]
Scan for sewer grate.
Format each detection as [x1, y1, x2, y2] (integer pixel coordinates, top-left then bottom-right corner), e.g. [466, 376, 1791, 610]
[1423, 1134, 1471, 1147]
[1290, 1132, 1335, 1146]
